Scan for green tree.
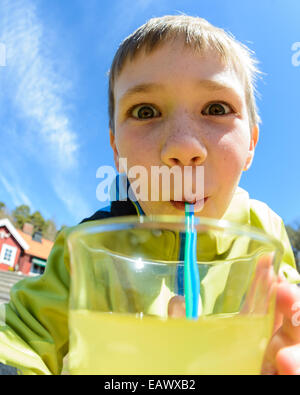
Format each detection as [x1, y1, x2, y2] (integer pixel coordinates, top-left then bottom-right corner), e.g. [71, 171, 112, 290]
[286, 224, 300, 252]
[30, 211, 46, 233]
[0, 202, 6, 218]
[0, 202, 15, 223]
[12, 205, 31, 229]
[1, 202, 59, 241]
[43, 219, 58, 242]
[286, 223, 300, 272]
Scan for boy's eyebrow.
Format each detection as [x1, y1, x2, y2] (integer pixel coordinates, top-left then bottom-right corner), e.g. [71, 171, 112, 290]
[118, 80, 241, 106]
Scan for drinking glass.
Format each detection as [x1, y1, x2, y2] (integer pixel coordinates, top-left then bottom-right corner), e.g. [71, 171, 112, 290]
[67, 215, 283, 375]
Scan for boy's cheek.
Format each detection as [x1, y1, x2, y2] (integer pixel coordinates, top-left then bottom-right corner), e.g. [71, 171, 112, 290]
[117, 134, 156, 166]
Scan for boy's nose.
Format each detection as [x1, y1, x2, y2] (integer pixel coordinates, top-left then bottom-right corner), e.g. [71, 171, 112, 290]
[161, 135, 207, 168]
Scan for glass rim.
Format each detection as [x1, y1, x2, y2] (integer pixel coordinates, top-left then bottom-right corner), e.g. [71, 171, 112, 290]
[68, 214, 284, 254]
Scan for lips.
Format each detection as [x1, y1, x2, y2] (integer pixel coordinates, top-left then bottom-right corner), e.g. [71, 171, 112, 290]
[171, 197, 208, 212]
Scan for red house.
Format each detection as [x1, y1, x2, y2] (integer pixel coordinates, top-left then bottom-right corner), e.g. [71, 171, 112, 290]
[0, 219, 54, 276]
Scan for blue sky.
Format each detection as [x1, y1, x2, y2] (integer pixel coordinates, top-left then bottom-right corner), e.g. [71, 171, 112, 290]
[0, 0, 299, 228]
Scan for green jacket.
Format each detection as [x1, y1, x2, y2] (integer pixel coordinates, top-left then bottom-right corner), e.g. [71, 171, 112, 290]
[0, 187, 299, 375]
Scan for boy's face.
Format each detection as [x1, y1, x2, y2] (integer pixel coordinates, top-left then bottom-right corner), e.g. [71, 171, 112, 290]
[110, 39, 259, 218]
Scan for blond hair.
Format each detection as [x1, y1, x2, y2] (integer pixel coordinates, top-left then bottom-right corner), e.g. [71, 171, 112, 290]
[108, 15, 262, 134]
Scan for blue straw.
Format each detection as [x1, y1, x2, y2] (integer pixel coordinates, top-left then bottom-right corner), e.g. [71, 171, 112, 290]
[184, 203, 200, 319]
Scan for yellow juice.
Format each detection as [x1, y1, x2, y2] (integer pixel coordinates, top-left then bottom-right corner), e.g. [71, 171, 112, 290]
[69, 310, 273, 375]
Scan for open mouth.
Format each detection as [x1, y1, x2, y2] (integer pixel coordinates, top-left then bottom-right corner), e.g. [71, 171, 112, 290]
[171, 197, 208, 211]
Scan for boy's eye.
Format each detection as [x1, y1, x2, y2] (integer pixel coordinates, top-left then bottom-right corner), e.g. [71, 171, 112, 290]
[202, 102, 233, 116]
[129, 104, 160, 120]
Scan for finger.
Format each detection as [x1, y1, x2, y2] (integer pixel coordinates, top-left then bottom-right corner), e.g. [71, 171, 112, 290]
[276, 344, 300, 375]
[168, 295, 186, 318]
[276, 282, 300, 323]
[275, 285, 300, 344]
[261, 325, 294, 375]
[271, 275, 286, 334]
[262, 283, 300, 374]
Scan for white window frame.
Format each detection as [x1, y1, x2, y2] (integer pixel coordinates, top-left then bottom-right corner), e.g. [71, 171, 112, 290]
[0, 244, 17, 267]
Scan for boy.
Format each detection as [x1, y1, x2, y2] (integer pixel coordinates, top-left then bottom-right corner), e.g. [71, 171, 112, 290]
[1, 15, 300, 375]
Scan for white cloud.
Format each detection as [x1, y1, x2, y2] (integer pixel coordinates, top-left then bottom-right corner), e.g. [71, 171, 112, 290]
[0, 0, 79, 170]
[52, 176, 92, 223]
[0, 174, 33, 208]
[0, 0, 93, 222]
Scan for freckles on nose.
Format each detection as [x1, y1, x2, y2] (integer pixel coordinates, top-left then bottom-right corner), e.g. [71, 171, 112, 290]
[161, 136, 208, 167]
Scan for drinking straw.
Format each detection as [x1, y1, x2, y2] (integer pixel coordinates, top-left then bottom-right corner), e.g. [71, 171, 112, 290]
[184, 203, 200, 319]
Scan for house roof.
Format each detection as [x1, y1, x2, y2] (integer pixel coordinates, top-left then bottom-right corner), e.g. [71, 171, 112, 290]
[0, 219, 29, 250]
[17, 230, 54, 261]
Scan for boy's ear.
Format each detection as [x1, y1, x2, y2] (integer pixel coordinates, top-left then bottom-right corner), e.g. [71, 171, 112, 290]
[244, 125, 259, 171]
[109, 129, 120, 172]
